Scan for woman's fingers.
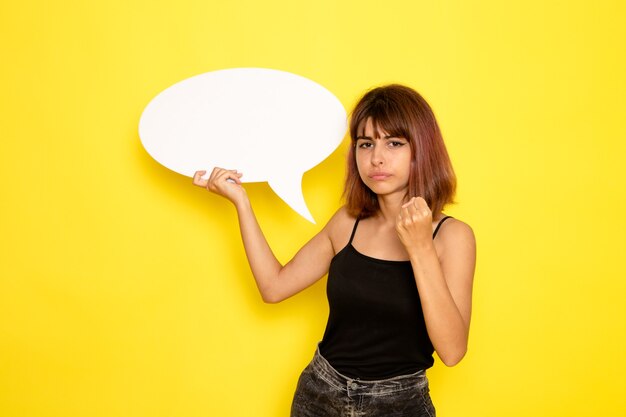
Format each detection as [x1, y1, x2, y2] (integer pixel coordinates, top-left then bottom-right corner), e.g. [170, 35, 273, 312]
[193, 167, 247, 206]
[401, 196, 416, 209]
[193, 168, 242, 190]
[396, 197, 434, 249]
[200, 167, 245, 202]
[210, 168, 242, 188]
[397, 197, 432, 227]
[192, 170, 209, 187]
[207, 167, 223, 185]
[413, 196, 430, 215]
[226, 171, 243, 184]
[401, 204, 413, 225]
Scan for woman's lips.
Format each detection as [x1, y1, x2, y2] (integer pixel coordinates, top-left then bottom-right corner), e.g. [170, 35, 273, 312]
[368, 172, 391, 180]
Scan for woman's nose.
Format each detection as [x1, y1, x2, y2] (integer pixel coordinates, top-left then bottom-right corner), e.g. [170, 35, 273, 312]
[371, 147, 384, 165]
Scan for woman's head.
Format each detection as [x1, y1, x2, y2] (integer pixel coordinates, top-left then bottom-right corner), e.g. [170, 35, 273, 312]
[344, 84, 457, 218]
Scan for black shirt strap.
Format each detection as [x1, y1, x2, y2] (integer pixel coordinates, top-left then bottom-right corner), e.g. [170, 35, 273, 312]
[433, 216, 453, 239]
[348, 219, 360, 245]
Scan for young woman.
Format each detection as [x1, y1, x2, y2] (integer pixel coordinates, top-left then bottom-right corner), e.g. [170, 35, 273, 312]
[193, 84, 476, 417]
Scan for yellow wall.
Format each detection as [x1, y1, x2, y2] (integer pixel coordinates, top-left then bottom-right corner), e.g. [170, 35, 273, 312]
[1, 1, 625, 416]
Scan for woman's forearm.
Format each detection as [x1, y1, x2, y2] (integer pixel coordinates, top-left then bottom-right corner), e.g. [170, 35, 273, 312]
[234, 198, 283, 302]
[409, 244, 469, 366]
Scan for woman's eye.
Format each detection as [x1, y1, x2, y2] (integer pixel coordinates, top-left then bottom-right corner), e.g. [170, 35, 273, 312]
[389, 141, 405, 147]
[358, 142, 373, 148]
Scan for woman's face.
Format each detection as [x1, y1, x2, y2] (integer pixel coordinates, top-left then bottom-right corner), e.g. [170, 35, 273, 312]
[355, 118, 412, 199]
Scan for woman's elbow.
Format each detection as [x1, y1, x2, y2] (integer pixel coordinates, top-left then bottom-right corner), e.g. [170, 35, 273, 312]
[260, 288, 286, 304]
[439, 347, 467, 367]
[261, 294, 281, 304]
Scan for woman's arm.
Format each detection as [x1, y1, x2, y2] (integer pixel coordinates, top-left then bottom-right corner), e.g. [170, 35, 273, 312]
[396, 197, 476, 366]
[193, 168, 336, 303]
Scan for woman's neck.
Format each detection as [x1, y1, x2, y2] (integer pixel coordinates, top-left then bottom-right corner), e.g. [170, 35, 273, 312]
[375, 193, 444, 225]
[375, 193, 407, 225]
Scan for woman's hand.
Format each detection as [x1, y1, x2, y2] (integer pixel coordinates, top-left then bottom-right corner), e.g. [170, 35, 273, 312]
[192, 167, 246, 207]
[396, 196, 433, 252]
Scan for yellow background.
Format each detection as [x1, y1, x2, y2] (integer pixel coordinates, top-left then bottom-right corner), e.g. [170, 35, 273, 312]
[1, 0, 625, 416]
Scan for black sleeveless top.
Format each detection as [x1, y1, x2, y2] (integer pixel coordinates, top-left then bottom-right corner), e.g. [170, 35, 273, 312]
[318, 215, 453, 379]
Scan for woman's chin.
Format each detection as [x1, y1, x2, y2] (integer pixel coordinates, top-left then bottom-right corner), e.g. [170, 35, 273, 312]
[366, 183, 408, 199]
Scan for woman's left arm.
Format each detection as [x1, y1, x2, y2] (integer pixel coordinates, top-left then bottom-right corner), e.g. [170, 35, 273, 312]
[396, 197, 476, 366]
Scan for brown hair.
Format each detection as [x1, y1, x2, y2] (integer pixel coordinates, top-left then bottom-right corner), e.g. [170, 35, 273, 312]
[344, 84, 457, 218]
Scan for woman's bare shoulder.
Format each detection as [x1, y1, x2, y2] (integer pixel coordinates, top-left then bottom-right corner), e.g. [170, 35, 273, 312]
[324, 206, 358, 254]
[436, 216, 476, 258]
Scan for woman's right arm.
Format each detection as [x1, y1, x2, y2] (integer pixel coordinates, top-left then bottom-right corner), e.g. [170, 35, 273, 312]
[193, 168, 336, 303]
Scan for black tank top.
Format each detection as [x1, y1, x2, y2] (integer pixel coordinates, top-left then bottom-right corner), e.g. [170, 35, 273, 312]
[318, 215, 453, 379]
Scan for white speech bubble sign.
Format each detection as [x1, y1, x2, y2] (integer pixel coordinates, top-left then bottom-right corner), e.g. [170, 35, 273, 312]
[138, 68, 347, 223]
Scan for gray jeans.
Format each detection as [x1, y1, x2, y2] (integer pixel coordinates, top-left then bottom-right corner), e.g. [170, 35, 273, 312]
[291, 347, 436, 417]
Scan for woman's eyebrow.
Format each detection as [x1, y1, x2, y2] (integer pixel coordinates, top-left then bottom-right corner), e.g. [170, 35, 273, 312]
[355, 135, 400, 141]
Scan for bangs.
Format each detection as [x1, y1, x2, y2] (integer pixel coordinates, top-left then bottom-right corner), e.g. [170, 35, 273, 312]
[351, 97, 409, 140]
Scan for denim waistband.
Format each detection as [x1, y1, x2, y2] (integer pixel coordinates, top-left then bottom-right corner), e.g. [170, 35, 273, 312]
[310, 346, 427, 396]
